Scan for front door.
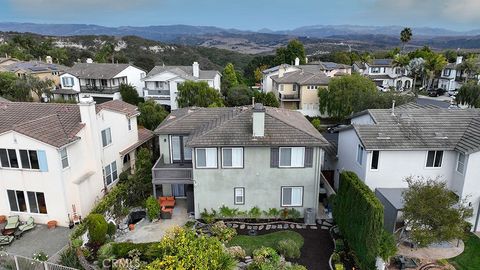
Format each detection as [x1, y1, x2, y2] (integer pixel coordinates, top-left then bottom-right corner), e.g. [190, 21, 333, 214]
[171, 135, 192, 163]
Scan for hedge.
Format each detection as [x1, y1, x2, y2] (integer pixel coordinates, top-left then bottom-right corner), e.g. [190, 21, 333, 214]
[333, 171, 384, 270]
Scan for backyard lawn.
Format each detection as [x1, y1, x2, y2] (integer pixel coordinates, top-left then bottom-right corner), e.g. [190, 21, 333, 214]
[227, 230, 304, 255]
[449, 233, 480, 270]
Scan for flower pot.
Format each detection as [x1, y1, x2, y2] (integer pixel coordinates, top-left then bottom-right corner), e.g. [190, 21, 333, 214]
[47, 220, 57, 229]
[103, 259, 112, 269]
[0, 215, 6, 223]
[129, 224, 135, 231]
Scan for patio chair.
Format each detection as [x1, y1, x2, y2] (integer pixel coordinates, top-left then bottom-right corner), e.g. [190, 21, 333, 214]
[0, 235, 14, 246]
[161, 206, 173, 219]
[16, 217, 35, 238]
[4, 215, 19, 230]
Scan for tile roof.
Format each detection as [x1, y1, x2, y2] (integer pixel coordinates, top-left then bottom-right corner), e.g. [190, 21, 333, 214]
[96, 100, 139, 118]
[350, 106, 480, 154]
[1, 61, 67, 73]
[155, 105, 329, 147]
[370, 59, 394, 67]
[65, 63, 131, 79]
[271, 70, 330, 85]
[119, 127, 154, 156]
[144, 65, 219, 81]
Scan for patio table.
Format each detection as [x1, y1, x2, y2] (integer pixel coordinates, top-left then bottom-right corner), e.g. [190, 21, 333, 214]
[161, 200, 175, 208]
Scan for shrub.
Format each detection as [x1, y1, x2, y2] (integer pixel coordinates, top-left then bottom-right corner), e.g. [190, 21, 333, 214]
[335, 264, 345, 270]
[288, 208, 301, 220]
[32, 251, 48, 262]
[249, 247, 281, 270]
[249, 206, 262, 220]
[335, 239, 345, 252]
[219, 205, 238, 218]
[145, 196, 160, 221]
[210, 221, 237, 242]
[119, 171, 130, 183]
[287, 265, 307, 270]
[331, 252, 341, 264]
[437, 258, 449, 266]
[87, 214, 108, 245]
[201, 208, 217, 224]
[112, 249, 146, 270]
[280, 208, 289, 220]
[107, 222, 116, 237]
[59, 247, 83, 269]
[264, 208, 280, 219]
[311, 118, 321, 130]
[71, 237, 83, 248]
[378, 230, 397, 261]
[227, 246, 246, 259]
[277, 239, 301, 259]
[97, 243, 115, 265]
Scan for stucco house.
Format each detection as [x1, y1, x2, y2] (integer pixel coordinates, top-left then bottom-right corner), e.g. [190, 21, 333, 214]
[55, 60, 146, 103]
[353, 59, 413, 91]
[142, 62, 221, 110]
[334, 103, 480, 232]
[436, 56, 477, 92]
[152, 104, 329, 219]
[0, 97, 153, 226]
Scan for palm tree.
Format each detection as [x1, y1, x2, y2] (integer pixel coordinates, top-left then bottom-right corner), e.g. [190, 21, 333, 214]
[406, 58, 426, 97]
[400, 28, 413, 52]
[424, 53, 447, 90]
[457, 55, 480, 83]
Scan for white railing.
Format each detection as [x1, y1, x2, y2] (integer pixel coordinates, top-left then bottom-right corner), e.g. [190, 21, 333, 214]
[0, 251, 78, 270]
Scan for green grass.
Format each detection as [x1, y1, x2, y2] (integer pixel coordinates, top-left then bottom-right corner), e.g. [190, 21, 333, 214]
[449, 233, 480, 270]
[227, 230, 304, 255]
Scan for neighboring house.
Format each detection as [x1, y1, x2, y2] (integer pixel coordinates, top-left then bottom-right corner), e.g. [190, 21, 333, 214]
[152, 104, 330, 219]
[437, 56, 469, 91]
[0, 57, 19, 67]
[334, 104, 480, 232]
[0, 97, 153, 226]
[353, 59, 413, 91]
[55, 59, 146, 103]
[142, 62, 221, 110]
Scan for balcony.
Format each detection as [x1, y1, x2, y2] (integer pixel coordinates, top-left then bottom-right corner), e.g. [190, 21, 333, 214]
[144, 88, 171, 100]
[279, 92, 300, 101]
[152, 155, 193, 185]
[80, 85, 120, 94]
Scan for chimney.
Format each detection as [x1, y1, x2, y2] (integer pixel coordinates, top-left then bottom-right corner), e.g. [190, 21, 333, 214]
[45, 56, 53, 64]
[294, 57, 300, 66]
[86, 58, 93, 64]
[391, 100, 396, 116]
[305, 57, 309, 64]
[252, 103, 265, 137]
[456, 56, 463, 65]
[193, 62, 200, 78]
[278, 64, 286, 78]
[78, 95, 96, 123]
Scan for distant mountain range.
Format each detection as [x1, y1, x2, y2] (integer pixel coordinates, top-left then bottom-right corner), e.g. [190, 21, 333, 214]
[2, 22, 480, 53]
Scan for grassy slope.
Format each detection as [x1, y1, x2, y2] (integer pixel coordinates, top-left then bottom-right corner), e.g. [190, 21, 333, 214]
[227, 230, 304, 255]
[449, 233, 480, 270]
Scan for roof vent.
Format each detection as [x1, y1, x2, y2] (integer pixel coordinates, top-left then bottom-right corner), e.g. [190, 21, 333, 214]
[434, 132, 448, 139]
[376, 133, 391, 140]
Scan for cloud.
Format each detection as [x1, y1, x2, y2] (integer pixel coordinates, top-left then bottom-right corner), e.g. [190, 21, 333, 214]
[8, 0, 156, 13]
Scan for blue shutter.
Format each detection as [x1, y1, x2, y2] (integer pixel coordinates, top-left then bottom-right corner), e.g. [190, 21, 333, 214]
[37, 150, 48, 172]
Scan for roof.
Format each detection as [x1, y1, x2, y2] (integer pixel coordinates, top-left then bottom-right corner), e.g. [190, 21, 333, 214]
[144, 65, 219, 81]
[271, 70, 330, 85]
[349, 106, 480, 154]
[353, 61, 366, 69]
[376, 188, 407, 210]
[309, 61, 351, 70]
[1, 61, 67, 73]
[368, 74, 395, 80]
[0, 100, 139, 148]
[65, 63, 132, 79]
[96, 100, 139, 118]
[52, 88, 79, 95]
[119, 127, 154, 156]
[369, 59, 394, 67]
[155, 105, 329, 147]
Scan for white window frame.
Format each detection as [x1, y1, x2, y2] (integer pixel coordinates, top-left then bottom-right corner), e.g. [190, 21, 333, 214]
[60, 148, 69, 169]
[195, 148, 217, 169]
[222, 147, 244, 168]
[426, 150, 443, 168]
[279, 147, 305, 168]
[0, 148, 19, 169]
[281, 187, 303, 207]
[456, 152, 465, 174]
[104, 161, 118, 186]
[62, 77, 74, 87]
[357, 145, 364, 165]
[234, 187, 245, 205]
[7, 190, 27, 212]
[101, 128, 112, 147]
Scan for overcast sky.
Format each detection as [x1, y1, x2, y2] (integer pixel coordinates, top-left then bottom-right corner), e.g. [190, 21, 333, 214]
[1, 0, 480, 31]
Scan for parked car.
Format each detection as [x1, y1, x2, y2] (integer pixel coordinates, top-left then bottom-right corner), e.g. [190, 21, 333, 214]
[448, 89, 458, 97]
[427, 88, 446, 97]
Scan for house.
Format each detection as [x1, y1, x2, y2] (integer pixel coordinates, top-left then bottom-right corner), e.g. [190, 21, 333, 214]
[353, 59, 413, 91]
[55, 59, 146, 103]
[152, 104, 330, 219]
[334, 103, 480, 232]
[437, 56, 469, 91]
[0, 97, 153, 226]
[0, 57, 19, 67]
[142, 62, 221, 110]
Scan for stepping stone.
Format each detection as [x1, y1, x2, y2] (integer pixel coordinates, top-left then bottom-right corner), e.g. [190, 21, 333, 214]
[283, 224, 289, 229]
[266, 225, 271, 230]
[271, 225, 277, 229]
[232, 224, 239, 229]
[321, 226, 330, 230]
[247, 226, 252, 230]
[310, 226, 318, 230]
[227, 223, 232, 227]
[240, 225, 245, 229]
[289, 224, 295, 229]
[259, 225, 264, 230]
[253, 226, 258, 230]
[302, 225, 307, 229]
[296, 224, 302, 229]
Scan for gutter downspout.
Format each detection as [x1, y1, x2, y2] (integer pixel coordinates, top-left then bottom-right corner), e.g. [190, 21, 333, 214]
[475, 200, 480, 232]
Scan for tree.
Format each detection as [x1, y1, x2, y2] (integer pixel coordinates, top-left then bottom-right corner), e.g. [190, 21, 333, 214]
[15, 74, 54, 101]
[87, 214, 108, 245]
[400, 27, 413, 52]
[224, 85, 254, 106]
[125, 148, 153, 206]
[456, 82, 480, 108]
[0, 72, 24, 100]
[133, 56, 155, 72]
[119, 84, 142, 105]
[402, 176, 473, 247]
[177, 81, 224, 108]
[444, 50, 458, 63]
[137, 99, 168, 130]
[406, 58, 426, 97]
[94, 42, 115, 63]
[457, 55, 480, 82]
[222, 63, 239, 93]
[274, 39, 306, 66]
[253, 91, 279, 107]
[424, 53, 447, 89]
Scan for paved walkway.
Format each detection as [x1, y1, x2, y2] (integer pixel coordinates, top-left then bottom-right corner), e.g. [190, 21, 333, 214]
[115, 199, 190, 243]
[397, 239, 464, 260]
[3, 225, 70, 259]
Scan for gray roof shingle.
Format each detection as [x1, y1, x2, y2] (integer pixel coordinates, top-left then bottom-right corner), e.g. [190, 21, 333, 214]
[144, 65, 219, 81]
[271, 70, 330, 85]
[65, 63, 132, 79]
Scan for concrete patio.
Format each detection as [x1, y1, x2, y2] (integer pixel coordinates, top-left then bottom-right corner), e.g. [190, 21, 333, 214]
[397, 239, 465, 260]
[3, 224, 70, 259]
[115, 199, 191, 243]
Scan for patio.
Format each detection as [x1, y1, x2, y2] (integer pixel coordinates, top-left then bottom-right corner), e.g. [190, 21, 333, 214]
[115, 199, 191, 243]
[3, 224, 70, 259]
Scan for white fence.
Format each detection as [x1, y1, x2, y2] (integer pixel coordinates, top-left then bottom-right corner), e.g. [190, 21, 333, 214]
[0, 252, 78, 270]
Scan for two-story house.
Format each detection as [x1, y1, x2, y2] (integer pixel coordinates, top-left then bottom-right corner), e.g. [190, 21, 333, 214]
[353, 59, 413, 91]
[0, 97, 153, 226]
[151, 104, 329, 219]
[437, 56, 468, 91]
[142, 62, 221, 110]
[334, 104, 480, 232]
[55, 60, 146, 103]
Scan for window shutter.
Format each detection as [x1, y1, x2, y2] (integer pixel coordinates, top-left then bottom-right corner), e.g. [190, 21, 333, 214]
[37, 150, 48, 172]
[305, 147, 313, 167]
[270, 148, 279, 168]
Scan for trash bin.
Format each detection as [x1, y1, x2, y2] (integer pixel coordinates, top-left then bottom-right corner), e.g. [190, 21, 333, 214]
[304, 208, 316, 225]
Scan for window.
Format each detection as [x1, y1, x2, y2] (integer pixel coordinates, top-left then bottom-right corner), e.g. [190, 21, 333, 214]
[27, 191, 47, 214]
[101, 128, 112, 147]
[7, 190, 27, 212]
[357, 145, 364, 165]
[195, 148, 217, 168]
[279, 84, 284, 91]
[279, 147, 305, 168]
[62, 77, 74, 87]
[281, 187, 303, 207]
[371, 67, 380, 73]
[222, 148, 243, 168]
[234, 187, 245, 205]
[371, 151, 379, 170]
[0, 148, 19, 168]
[60, 148, 69, 169]
[104, 161, 118, 186]
[426, 151, 443, 168]
[128, 119, 132, 131]
[443, 69, 451, 77]
[456, 153, 465, 174]
[19, 150, 39, 170]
